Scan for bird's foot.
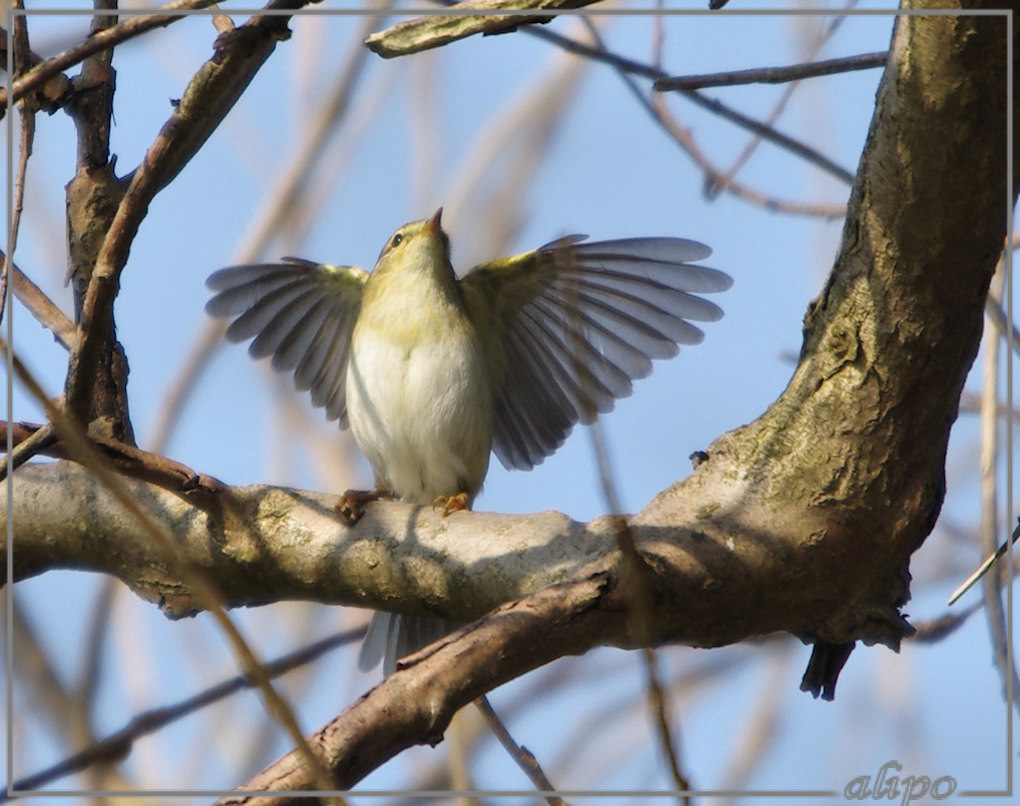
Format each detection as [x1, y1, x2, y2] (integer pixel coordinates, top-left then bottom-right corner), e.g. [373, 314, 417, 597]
[336, 489, 392, 524]
[433, 491, 470, 517]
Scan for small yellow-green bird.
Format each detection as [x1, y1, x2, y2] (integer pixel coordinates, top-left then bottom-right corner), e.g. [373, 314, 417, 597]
[206, 209, 731, 673]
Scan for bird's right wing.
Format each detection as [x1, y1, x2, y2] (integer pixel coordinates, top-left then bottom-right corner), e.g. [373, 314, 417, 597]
[206, 259, 368, 427]
[460, 237, 731, 471]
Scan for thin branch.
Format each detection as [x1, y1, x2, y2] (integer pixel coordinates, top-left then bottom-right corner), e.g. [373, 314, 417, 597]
[4, 602, 139, 795]
[7, 627, 364, 796]
[0, 26, 73, 115]
[74, 580, 118, 733]
[950, 253, 1020, 603]
[587, 423, 689, 794]
[238, 5, 387, 256]
[0, 252, 77, 350]
[709, 7, 857, 200]
[977, 257, 1020, 713]
[714, 647, 791, 801]
[542, 23, 846, 218]
[364, 0, 602, 58]
[680, 90, 855, 185]
[64, 2, 308, 423]
[576, 248, 688, 797]
[650, 93, 847, 218]
[640, 646, 690, 798]
[3, 343, 341, 797]
[949, 519, 1020, 604]
[653, 51, 887, 91]
[0, 420, 226, 506]
[528, 25, 855, 184]
[910, 602, 983, 643]
[217, 571, 624, 800]
[145, 320, 224, 454]
[3, 422, 57, 479]
[148, 9, 386, 454]
[1, 0, 220, 109]
[986, 295, 1020, 360]
[547, 648, 756, 781]
[2, 7, 35, 335]
[474, 696, 566, 806]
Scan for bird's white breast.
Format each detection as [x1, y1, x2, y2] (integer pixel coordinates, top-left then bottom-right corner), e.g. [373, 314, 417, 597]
[346, 285, 492, 504]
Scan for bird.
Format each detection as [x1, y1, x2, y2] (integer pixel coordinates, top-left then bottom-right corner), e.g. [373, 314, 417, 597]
[205, 208, 732, 674]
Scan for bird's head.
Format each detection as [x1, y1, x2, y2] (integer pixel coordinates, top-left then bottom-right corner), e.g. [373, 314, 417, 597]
[372, 208, 452, 281]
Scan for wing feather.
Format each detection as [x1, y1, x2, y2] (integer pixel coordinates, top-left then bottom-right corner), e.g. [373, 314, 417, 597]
[206, 260, 367, 427]
[460, 237, 731, 470]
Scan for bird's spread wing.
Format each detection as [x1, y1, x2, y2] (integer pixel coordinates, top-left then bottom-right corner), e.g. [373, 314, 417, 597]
[206, 259, 368, 427]
[459, 237, 732, 471]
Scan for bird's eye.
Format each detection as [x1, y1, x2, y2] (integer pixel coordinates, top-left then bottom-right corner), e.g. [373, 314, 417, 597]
[391, 233, 404, 248]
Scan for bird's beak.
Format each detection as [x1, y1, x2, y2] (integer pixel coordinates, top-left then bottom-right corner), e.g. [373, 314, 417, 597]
[427, 208, 443, 234]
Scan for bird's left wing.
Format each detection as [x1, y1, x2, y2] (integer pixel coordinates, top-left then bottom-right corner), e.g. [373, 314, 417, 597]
[459, 237, 732, 471]
[206, 259, 368, 427]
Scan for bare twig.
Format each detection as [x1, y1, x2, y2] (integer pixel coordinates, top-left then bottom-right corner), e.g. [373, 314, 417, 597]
[148, 9, 386, 454]
[531, 25, 855, 184]
[986, 295, 1020, 360]
[949, 520, 1020, 605]
[678, 89, 855, 185]
[3, 421, 57, 479]
[653, 51, 887, 91]
[217, 571, 624, 800]
[714, 648, 791, 801]
[145, 321, 224, 454]
[2, 3, 36, 333]
[640, 646, 690, 799]
[949, 254, 1020, 606]
[707, 7, 860, 199]
[544, 23, 846, 218]
[976, 256, 1020, 713]
[64, 3, 306, 424]
[0, 420, 226, 506]
[3, 342, 341, 798]
[238, 5, 387, 254]
[589, 430, 690, 796]
[6, 626, 363, 797]
[577, 252, 688, 796]
[443, 20, 593, 261]
[1, 0, 220, 108]
[475, 696, 566, 806]
[0, 26, 73, 115]
[911, 603, 983, 643]
[0, 252, 77, 350]
[650, 92, 847, 218]
[4, 602, 139, 796]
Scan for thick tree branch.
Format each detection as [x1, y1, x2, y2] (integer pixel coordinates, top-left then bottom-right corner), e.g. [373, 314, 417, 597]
[4, 462, 619, 622]
[0, 448, 919, 650]
[215, 569, 623, 802]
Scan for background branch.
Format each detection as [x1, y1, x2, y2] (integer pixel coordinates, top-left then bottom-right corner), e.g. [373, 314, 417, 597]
[364, 0, 604, 58]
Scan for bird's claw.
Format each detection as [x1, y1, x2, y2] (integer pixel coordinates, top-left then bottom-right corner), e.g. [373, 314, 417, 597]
[336, 489, 391, 524]
[433, 491, 470, 516]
